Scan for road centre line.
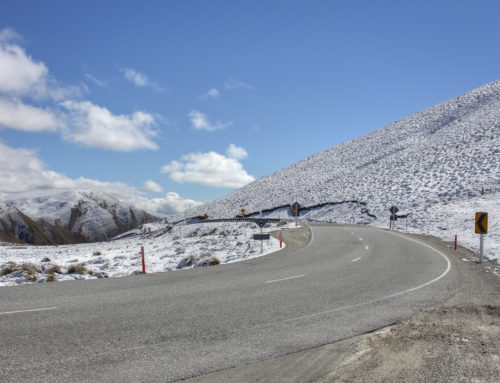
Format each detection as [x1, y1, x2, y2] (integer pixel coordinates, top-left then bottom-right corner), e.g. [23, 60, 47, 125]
[351, 257, 362, 262]
[266, 275, 306, 284]
[0, 307, 57, 315]
[254, 229, 451, 329]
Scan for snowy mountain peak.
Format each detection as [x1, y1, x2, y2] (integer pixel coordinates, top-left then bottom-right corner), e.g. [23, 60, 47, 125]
[0, 189, 160, 244]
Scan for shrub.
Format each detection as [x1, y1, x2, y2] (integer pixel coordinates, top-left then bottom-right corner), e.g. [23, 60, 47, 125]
[194, 256, 220, 268]
[0, 261, 18, 276]
[67, 264, 93, 275]
[176, 255, 198, 269]
[46, 274, 57, 282]
[41, 257, 51, 262]
[46, 265, 62, 274]
[93, 251, 102, 256]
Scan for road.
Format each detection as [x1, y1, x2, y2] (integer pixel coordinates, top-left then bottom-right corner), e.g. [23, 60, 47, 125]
[0, 224, 459, 382]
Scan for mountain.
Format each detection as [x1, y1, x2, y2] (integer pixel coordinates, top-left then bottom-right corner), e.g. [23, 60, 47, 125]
[0, 189, 160, 245]
[174, 80, 500, 224]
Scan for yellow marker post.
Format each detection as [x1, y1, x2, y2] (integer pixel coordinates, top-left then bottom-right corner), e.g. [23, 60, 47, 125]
[475, 212, 488, 263]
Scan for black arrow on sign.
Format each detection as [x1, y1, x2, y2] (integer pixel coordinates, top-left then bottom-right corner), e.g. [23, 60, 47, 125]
[476, 214, 487, 233]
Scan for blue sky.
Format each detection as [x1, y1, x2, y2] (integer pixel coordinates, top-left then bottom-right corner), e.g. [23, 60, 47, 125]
[0, 0, 499, 216]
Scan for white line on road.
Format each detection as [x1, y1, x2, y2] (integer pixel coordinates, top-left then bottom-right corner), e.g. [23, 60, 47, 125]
[255, 231, 452, 329]
[265, 275, 305, 284]
[358, 237, 363, 241]
[351, 257, 362, 263]
[365, 245, 370, 250]
[0, 307, 57, 315]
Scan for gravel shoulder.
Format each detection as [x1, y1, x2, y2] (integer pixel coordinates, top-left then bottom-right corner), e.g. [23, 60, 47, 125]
[182, 229, 500, 383]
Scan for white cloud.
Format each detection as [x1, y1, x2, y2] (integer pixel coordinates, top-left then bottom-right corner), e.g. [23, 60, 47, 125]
[199, 88, 220, 99]
[85, 74, 107, 87]
[224, 78, 254, 90]
[134, 192, 203, 216]
[0, 39, 48, 96]
[188, 109, 232, 132]
[61, 100, 158, 151]
[0, 97, 60, 132]
[0, 28, 22, 43]
[226, 143, 248, 160]
[0, 30, 80, 101]
[120, 67, 164, 91]
[161, 145, 255, 188]
[142, 179, 163, 193]
[0, 141, 201, 216]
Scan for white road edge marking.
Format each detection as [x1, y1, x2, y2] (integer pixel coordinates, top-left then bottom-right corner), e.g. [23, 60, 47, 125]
[255, 229, 452, 328]
[351, 257, 362, 263]
[266, 275, 305, 284]
[365, 245, 369, 250]
[0, 307, 57, 315]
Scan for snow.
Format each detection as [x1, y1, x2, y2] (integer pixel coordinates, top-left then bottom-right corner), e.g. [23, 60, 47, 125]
[0, 221, 293, 287]
[170, 79, 500, 264]
[1, 80, 499, 287]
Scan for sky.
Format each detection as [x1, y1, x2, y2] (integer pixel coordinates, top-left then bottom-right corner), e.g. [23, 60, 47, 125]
[0, 0, 499, 216]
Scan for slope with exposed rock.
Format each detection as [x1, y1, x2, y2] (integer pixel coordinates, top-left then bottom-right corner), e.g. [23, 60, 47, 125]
[0, 189, 160, 245]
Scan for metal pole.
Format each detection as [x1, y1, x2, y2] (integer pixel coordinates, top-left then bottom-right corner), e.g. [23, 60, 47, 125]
[260, 225, 263, 254]
[479, 234, 484, 263]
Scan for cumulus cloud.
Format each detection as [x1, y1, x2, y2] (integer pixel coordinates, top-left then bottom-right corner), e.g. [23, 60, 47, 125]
[199, 88, 220, 99]
[0, 30, 81, 101]
[0, 141, 201, 216]
[142, 179, 163, 193]
[188, 109, 232, 132]
[0, 38, 48, 96]
[161, 145, 255, 188]
[226, 143, 248, 160]
[133, 192, 203, 216]
[224, 78, 254, 90]
[120, 67, 164, 91]
[0, 97, 60, 131]
[61, 100, 158, 151]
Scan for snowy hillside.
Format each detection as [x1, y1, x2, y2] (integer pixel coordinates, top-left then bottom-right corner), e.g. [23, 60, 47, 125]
[0, 189, 159, 244]
[174, 80, 500, 261]
[0, 221, 291, 286]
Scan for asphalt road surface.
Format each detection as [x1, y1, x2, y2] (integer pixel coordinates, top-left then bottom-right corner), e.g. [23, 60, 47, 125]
[0, 224, 459, 382]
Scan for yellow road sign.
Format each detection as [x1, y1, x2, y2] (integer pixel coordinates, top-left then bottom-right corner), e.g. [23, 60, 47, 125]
[475, 212, 488, 234]
[241, 209, 245, 216]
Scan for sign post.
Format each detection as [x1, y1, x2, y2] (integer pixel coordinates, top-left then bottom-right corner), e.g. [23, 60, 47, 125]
[389, 206, 399, 231]
[291, 202, 301, 226]
[475, 212, 488, 263]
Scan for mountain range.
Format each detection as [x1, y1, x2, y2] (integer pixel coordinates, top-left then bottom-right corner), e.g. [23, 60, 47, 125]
[0, 189, 159, 245]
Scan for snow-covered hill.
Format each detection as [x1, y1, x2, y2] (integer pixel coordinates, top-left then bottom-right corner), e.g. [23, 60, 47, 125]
[0, 189, 159, 244]
[174, 80, 500, 260]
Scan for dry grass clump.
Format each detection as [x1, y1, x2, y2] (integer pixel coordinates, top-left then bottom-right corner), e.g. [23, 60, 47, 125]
[1, 261, 18, 276]
[67, 264, 94, 275]
[46, 273, 57, 282]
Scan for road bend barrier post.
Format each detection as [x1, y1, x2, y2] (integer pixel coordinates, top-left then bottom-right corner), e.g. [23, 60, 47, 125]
[141, 246, 146, 274]
[279, 231, 282, 248]
[454, 235, 457, 251]
[479, 234, 484, 263]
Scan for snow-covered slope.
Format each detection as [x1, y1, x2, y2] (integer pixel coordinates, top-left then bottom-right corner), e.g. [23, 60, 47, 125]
[173, 80, 500, 261]
[177, 80, 499, 221]
[0, 189, 159, 244]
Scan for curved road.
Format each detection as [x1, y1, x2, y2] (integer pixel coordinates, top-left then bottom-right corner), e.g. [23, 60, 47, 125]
[0, 224, 459, 382]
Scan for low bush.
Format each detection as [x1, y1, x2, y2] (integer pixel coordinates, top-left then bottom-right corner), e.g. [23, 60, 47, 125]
[67, 264, 94, 275]
[0, 261, 18, 276]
